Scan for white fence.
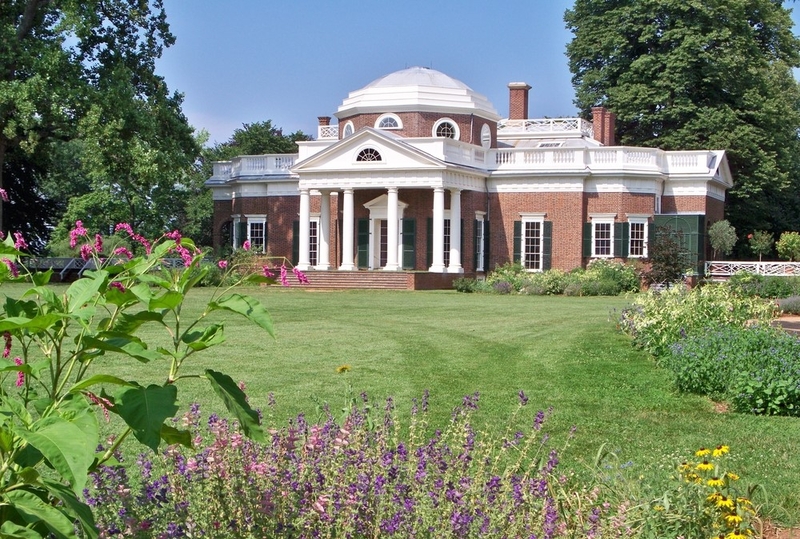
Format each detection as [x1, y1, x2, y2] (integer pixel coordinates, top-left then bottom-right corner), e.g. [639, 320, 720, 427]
[705, 261, 800, 279]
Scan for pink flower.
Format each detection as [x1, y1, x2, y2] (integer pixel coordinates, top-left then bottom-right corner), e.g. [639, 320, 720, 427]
[242, 240, 251, 251]
[165, 230, 182, 244]
[13, 232, 27, 251]
[0, 188, 8, 202]
[218, 260, 228, 269]
[292, 266, 310, 285]
[3, 331, 11, 358]
[14, 357, 23, 387]
[262, 265, 275, 278]
[113, 247, 133, 259]
[85, 391, 113, 422]
[2, 258, 18, 278]
[748, 233, 753, 239]
[94, 234, 103, 253]
[280, 264, 289, 286]
[109, 281, 126, 293]
[114, 223, 151, 254]
[79, 244, 92, 261]
[69, 220, 88, 249]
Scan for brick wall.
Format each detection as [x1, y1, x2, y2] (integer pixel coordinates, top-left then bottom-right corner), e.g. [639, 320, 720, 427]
[338, 112, 496, 147]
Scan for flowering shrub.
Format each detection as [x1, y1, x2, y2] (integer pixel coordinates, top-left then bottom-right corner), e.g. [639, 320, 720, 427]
[618, 283, 776, 358]
[83, 393, 643, 538]
[0, 219, 295, 537]
[727, 271, 800, 299]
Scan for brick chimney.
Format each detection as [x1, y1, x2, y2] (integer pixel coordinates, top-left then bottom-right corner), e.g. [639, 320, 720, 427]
[317, 116, 331, 126]
[591, 106, 616, 146]
[508, 82, 531, 120]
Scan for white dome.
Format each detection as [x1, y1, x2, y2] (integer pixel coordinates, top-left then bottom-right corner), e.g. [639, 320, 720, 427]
[335, 67, 501, 120]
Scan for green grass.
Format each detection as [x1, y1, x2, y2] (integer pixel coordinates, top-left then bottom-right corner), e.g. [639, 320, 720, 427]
[7, 284, 800, 524]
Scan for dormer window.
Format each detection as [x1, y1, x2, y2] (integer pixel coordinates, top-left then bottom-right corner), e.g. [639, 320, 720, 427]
[433, 118, 459, 140]
[376, 114, 402, 129]
[342, 121, 354, 138]
[356, 148, 382, 162]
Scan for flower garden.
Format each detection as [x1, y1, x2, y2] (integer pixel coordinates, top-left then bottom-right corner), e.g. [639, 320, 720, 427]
[1, 223, 799, 538]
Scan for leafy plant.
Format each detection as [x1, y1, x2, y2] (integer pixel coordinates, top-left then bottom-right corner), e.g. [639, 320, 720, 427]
[0, 222, 286, 537]
[708, 219, 737, 259]
[776, 231, 800, 262]
[645, 226, 692, 285]
[748, 230, 774, 261]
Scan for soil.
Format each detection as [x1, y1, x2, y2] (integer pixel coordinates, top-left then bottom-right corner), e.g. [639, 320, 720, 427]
[763, 522, 800, 539]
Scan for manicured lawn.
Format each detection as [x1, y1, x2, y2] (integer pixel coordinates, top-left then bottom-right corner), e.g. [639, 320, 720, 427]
[7, 284, 800, 524]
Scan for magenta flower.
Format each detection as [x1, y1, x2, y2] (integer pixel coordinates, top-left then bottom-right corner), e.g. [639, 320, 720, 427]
[165, 230, 182, 244]
[113, 247, 133, 259]
[14, 357, 23, 387]
[2, 258, 18, 277]
[262, 265, 274, 278]
[242, 240, 251, 251]
[109, 281, 126, 293]
[292, 266, 310, 285]
[69, 220, 88, 249]
[280, 264, 289, 286]
[79, 244, 92, 261]
[3, 331, 11, 358]
[114, 222, 152, 254]
[13, 231, 27, 251]
[0, 188, 8, 202]
[94, 234, 103, 253]
[218, 260, 228, 269]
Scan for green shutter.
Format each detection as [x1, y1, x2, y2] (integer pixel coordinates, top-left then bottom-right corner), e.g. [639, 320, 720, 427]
[426, 217, 433, 268]
[292, 221, 299, 264]
[513, 221, 522, 264]
[264, 220, 269, 254]
[402, 218, 416, 269]
[237, 221, 247, 248]
[542, 221, 553, 270]
[647, 221, 656, 258]
[357, 218, 369, 268]
[484, 220, 490, 271]
[582, 222, 592, 257]
[614, 222, 628, 258]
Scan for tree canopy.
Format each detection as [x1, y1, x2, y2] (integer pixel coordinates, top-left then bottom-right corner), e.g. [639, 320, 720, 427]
[564, 0, 800, 241]
[1, 0, 200, 251]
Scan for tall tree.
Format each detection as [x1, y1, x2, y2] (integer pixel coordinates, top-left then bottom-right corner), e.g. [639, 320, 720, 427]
[1, 0, 198, 241]
[564, 0, 800, 240]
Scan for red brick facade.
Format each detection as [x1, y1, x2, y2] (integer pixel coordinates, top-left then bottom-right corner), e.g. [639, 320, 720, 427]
[338, 112, 497, 148]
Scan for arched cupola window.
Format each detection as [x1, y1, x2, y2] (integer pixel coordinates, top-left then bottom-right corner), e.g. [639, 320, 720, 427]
[376, 114, 402, 129]
[433, 118, 459, 140]
[342, 121, 355, 138]
[356, 148, 382, 162]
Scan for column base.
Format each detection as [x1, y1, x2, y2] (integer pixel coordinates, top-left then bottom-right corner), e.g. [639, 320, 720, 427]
[338, 263, 356, 271]
[446, 266, 464, 273]
[382, 264, 400, 271]
[314, 264, 331, 271]
[295, 263, 311, 271]
[428, 264, 446, 273]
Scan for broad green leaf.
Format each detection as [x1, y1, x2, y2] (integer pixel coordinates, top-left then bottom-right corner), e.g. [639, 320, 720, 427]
[3, 394, 33, 426]
[114, 384, 179, 451]
[4, 489, 76, 539]
[17, 467, 40, 484]
[0, 315, 65, 333]
[83, 333, 162, 363]
[205, 370, 265, 442]
[129, 282, 155, 303]
[177, 263, 208, 294]
[58, 396, 99, 451]
[70, 306, 96, 324]
[68, 374, 134, 393]
[41, 479, 98, 539]
[111, 310, 165, 333]
[161, 424, 192, 447]
[134, 273, 172, 288]
[65, 271, 107, 313]
[0, 520, 44, 539]
[0, 424, 13, 452]
[4, 297, 39, 318]
[0, 242, 24, 256]
[181, 323, 225, 351]
[104, 284, 139, 307]
[208, 293, 274, 337]
[149, 290, 183, 310]
[17, 416, 94, 495]
[243, 274, 277, 285]
[30, 269, 53, 287]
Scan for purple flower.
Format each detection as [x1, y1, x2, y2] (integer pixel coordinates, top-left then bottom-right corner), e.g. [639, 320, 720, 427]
[0, 188, 8, 202]
[113, 246, 133, 259]
[109, 281, 126, 293]
[280, 264, 289, 286]
[518, 390, 529, 406]
[218, 260, 228, 269]
[13, 231, 27, 251]
[2, 258, 18, 277]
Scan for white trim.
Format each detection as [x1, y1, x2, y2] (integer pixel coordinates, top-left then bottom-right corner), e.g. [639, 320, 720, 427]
[627, 217, 649, 258]
[589, 215, 615, 258]
[342, 121, 355, 138]
[520, 214, 545, 271]
[246, 216, 267, 253]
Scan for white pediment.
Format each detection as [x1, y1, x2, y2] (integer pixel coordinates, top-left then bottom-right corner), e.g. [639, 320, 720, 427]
[291, 128, 447, 174]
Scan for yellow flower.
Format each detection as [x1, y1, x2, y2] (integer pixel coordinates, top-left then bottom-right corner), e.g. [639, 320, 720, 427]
[697, 460, 714, 472]
[713, 444, 730, 457]
[336, 364, 351, 373]
[707, 476, 725, 487]
[716, 496, 734, 510]
[653, 504, 664, 512]
[708, 492, 722, 503]
[696, 447, 711, 457]
[725, 514, 743, 527]
[725, 530, 747, 539]
[726, 472, 740, 481]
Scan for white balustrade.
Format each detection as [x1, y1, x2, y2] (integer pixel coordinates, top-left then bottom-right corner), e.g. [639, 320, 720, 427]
[498, 118, 594, 138]
[318, 125, 339, 139]
[705, 261, 800, 278]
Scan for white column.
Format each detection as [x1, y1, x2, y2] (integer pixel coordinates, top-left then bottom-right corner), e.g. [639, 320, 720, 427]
[447, 188, 463, 273]
[317, 190, 331, 270]
[429, 187, 446, 272]
[297, 188, 311, 270]
[384, 187, 400, 271]
[339, 188, 355, 270]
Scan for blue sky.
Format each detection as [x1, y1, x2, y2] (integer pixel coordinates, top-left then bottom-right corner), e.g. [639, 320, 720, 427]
[155, 1, 800, 146]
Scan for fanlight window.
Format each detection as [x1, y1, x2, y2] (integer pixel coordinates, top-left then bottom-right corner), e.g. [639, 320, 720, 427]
[435, 121, 457, 139]
[356, 148, 382, 162]
[379, 117, 398, 128]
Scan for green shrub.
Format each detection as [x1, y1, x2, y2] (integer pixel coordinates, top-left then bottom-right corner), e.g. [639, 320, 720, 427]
[777, 231, 800, 261]
[619, 284, 776, 357]
[486, 262, 527, 292]
[728, 271, 800, 298]
[453, 277, 478, 292]
[778, 295, 800, 315]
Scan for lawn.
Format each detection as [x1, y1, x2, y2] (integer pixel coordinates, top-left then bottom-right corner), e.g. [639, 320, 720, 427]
[8, 284, 800, 525]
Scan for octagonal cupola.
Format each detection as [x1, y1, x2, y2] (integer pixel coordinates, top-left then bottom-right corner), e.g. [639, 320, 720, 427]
[334, 67, 501, 144]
